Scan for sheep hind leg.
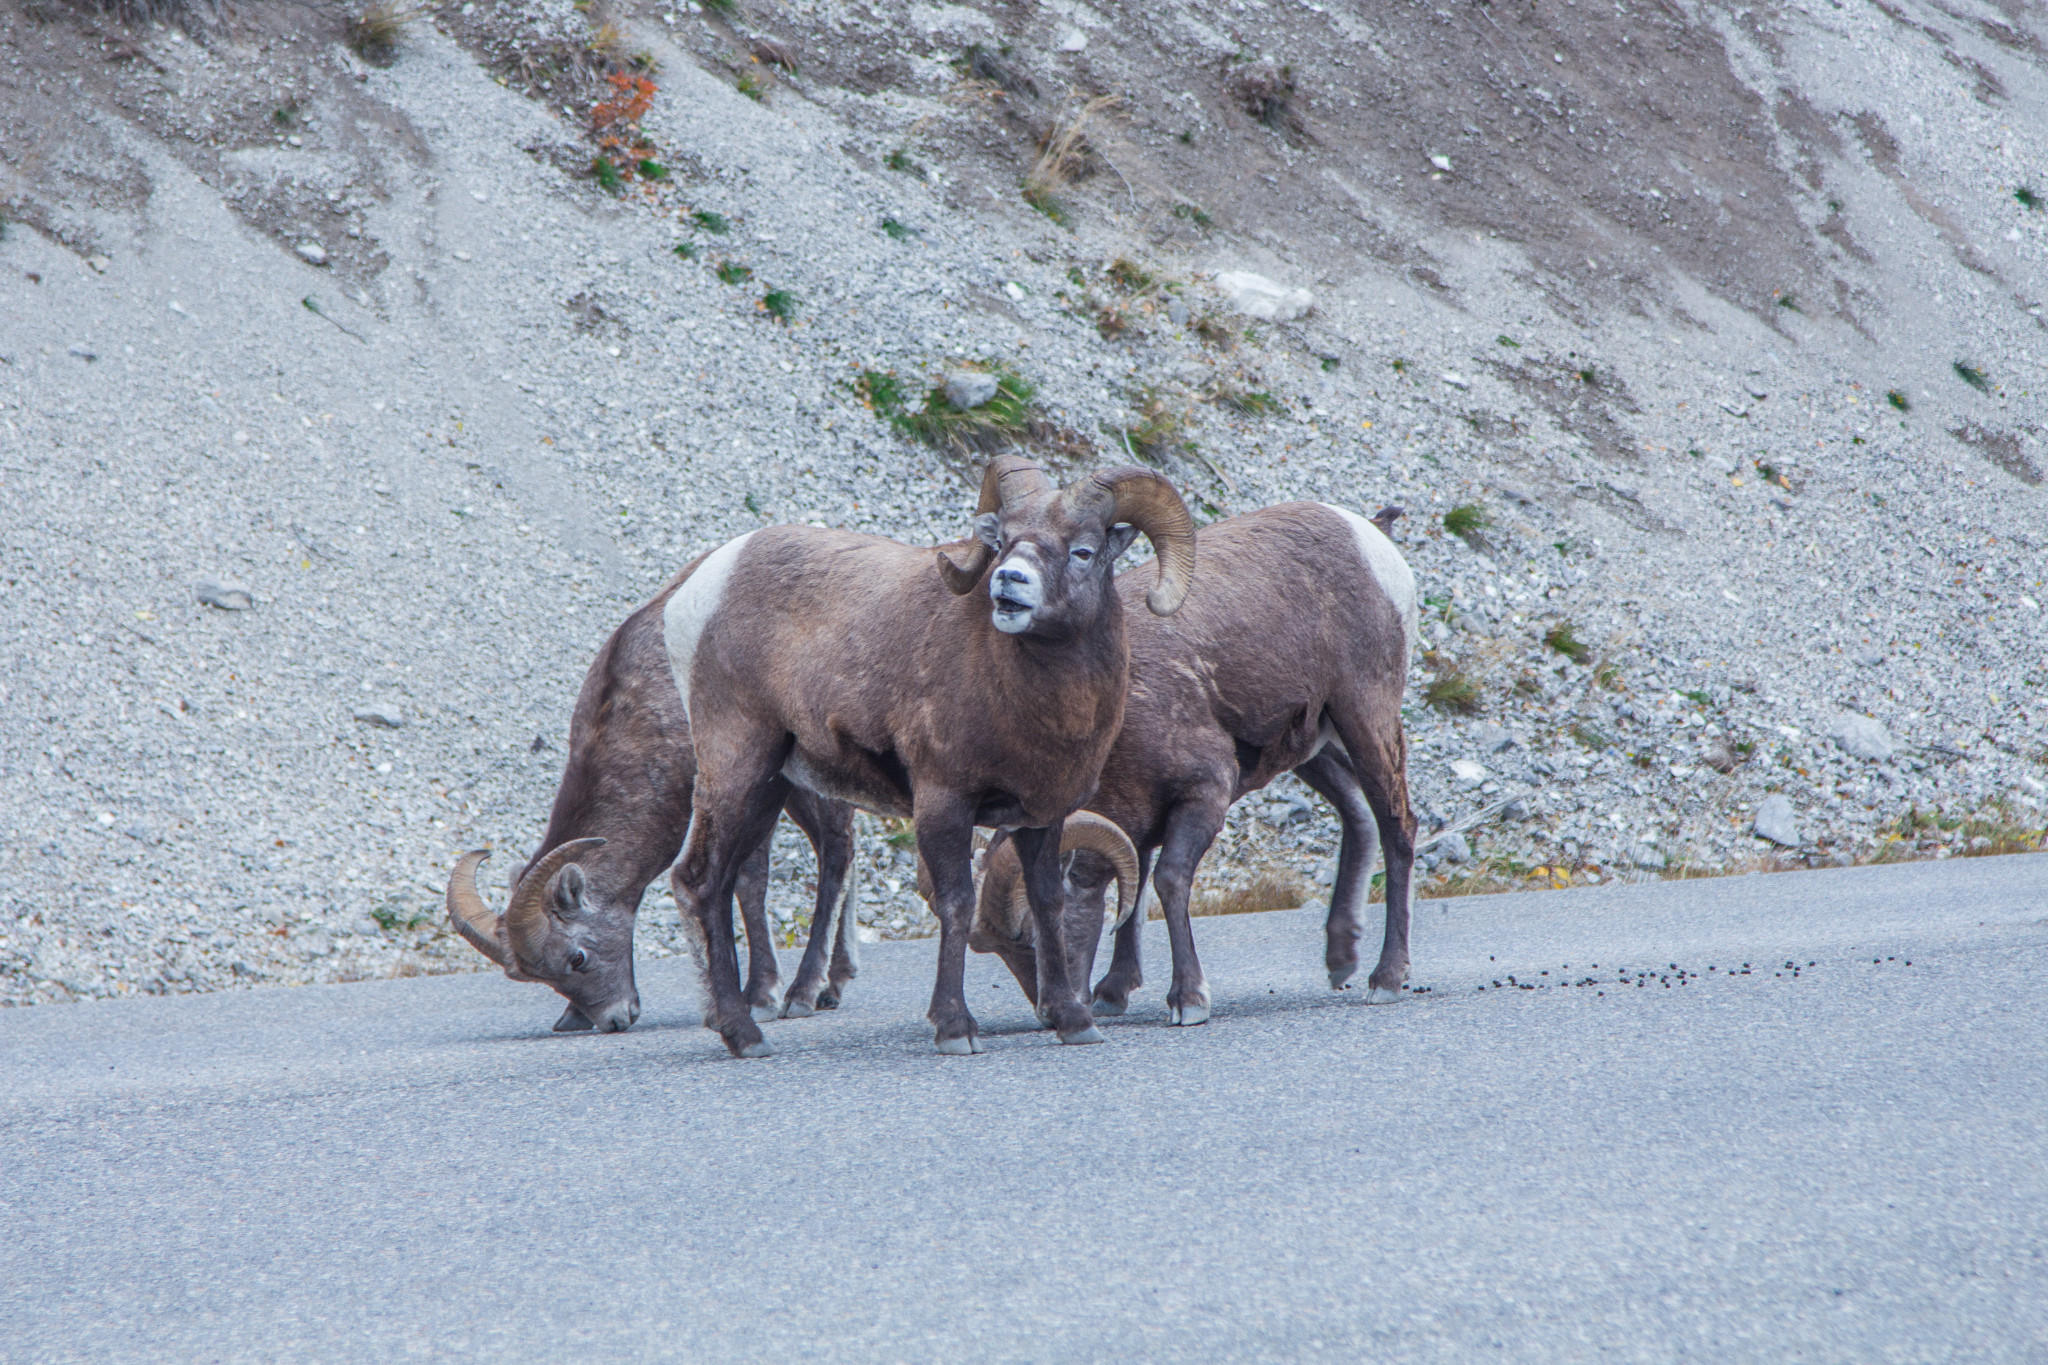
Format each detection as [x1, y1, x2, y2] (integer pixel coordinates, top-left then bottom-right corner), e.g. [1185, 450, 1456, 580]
[675, 751, 795, 1057]
[1151, 799, 1228, 1027]
[732, 835, 783, 1023]
[1294, 747, 1381, 991]
[778, 791, 856, 1018]
[1326, 699, 1417, 1004]
[1089, 848, 1152, 1016]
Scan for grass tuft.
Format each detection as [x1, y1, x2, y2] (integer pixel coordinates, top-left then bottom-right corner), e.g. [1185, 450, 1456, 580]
[735, 71, 765, 102]
[1025, 95, 1117, 229]
[1188, 869, 1310, 918]
[1424, 657, 1482, 715]
[344, 2, 411, 66]
[880, 217, 916, 240]
[1953, 360, 1989, 392]
[885, 148, 920, 175]
[691, 210, 730, 234]
[1172, 202, 1214, 228]
[1106, 257, 1155, 293]
[1022, 184, 1068, 226]
[1776, 292, 1801, 312]
[637, 159, 667, 179]
[860, 365, 1038, 453]
[671, 240, 699, 260]
[1192, 314, 1235, 349]
[760, 288, 795, 322]
[714, 261, 752, 285]
[592, 157, 622, 193]
[1887, 389, 1910, 412]
[1442, 502, 1489, 539]
[1496, 334, 1520, 348]
[2017, 186, 2040, 210]
[1544, 620, 1593, 665]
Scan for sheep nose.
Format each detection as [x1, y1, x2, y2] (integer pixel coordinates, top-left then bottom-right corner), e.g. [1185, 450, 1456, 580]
[597, 1000, 636, 1032]
[994, 566, 1029, 587]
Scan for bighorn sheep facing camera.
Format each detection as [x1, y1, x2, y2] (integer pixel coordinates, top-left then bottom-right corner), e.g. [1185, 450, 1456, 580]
[445, 565, 861, 1034]
[972, 502, 1419, 1024]
[663, 455, 1194, 1057]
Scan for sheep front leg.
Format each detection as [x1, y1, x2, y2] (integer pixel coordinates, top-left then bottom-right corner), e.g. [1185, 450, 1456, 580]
[913, 797, 984, 1055]
[732, 836, 784, 1023]
[1008, 824, 1104, 1045]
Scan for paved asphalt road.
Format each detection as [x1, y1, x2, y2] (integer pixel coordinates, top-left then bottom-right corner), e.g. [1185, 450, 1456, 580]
[3, 855, 2045, 1362]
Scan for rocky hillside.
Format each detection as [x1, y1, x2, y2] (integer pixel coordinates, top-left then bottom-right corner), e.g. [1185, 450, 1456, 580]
[1, 0, 2043, 1006]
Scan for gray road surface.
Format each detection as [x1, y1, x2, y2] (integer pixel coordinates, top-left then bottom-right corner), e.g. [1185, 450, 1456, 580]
[4, 855, 2046, 1362]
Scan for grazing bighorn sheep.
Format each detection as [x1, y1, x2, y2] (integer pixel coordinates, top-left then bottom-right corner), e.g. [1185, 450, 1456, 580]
[444, 563, 861, 1033]
[663, 455, 1195, 1057]
[972, 502, 1419, 1024]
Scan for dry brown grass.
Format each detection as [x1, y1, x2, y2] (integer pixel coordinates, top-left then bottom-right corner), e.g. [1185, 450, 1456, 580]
[1184, 868, 1310, 918]
[344, 2, 413, 66]
[1024, 95, 1119, 222]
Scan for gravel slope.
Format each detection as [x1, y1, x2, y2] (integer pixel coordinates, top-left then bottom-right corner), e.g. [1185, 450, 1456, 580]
[0, 0, 2044, 1006]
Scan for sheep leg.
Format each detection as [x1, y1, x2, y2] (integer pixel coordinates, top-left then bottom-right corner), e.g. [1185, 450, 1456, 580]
[1090, 848, 1153, 1014]
[913, 798, 985, 1055]
[732, 835, 783, 1023]
[823, 848, 861, 1008]
[778, 789, 857, 1017]
[1294, 748, 1382, 991]
[1150, 799, 1227, 1026]
[1328, 706, 1417, 1003]
[674, 753, 795, 1058]
[1009, 824, 1104, 1044]
[1059, 849, 1118, 1005]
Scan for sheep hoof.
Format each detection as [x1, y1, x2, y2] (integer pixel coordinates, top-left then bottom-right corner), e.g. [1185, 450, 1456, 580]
[1328, 965, 1358, 990]
[1166, 997, 1211, 1027]
[1366, 986, 1401, 1004]
[733, 1039, 775, 1059]
[749, 1003, 780, 1024]
[1058, 1024, 1107, 1045]
[935, 1033, 985, 1056]
[1090, 996, 1128, 1016]
[780, 998, 815, 1019]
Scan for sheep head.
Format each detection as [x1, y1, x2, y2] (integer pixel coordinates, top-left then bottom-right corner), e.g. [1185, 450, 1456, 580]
[937, 457, 1196, 637]
[446, 839, 642, 1033]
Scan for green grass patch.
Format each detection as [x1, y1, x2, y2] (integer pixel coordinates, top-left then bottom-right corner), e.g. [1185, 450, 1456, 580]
[1172, 202, 1213, 228]
[1023, 184, 1069, 226]
[637, 159, 667, 179]
[593, 157, 622, 193]
[761, 289, 795, 322]
[1544, 620, 1593, 665]
[1887, 389, 1910, 412]
[885, 148, 919, 174]
[1496, 334, 1519, 348]
[860, 365, 1039, 452]
[1442, 503, 1489, 539]
[735, 71, 765, 101]
[2017, 186, 2040, 210]
[370, 901, 433, 932]
[672, 241, 700, 260]
[715, 261, 752, 285]
[1425, 664, 1482, 716]
[1953, 360, 1989, 392]
[692, 209, 730, 234]
[1569, 721, 1613, 751]
[1776, 292, 1801, 312]
[1107, 257, 1155, 292]
[881, 217, 915, 240]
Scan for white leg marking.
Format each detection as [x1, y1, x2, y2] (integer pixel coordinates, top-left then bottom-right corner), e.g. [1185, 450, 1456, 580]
[1319, 504, 1419, 665]
[661, 531, 757, 719]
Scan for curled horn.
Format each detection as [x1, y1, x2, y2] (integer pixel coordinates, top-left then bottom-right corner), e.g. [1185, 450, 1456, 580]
[999, 811, 1141, 933]
[447, 849, 510, 968]
[936, 455, 1054, 594]
[503, 837, 607, 964]
[1067, 466, 1196, 616]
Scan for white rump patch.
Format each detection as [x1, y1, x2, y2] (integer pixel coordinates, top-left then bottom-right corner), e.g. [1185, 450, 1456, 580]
[1320, 504, 1419, 663]
[662, 531, 756, 719]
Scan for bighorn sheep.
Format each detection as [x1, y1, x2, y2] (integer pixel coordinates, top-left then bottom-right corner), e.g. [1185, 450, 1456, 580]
[444, 564, 862, 1033]
[663, 455, 1194, 1057]
[972, 502, 1419, 1024]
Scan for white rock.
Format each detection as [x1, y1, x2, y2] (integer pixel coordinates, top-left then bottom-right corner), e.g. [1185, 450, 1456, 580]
[943, 371, 999, 409]
[1434, 831, 1472, 864]
[1056, 27, 1087, 50]
[1215, 270, 1314, 322]
[86, 255, 111, 274]
[1753, 794, 1801, 846]
[351, 705, 406, 729]
[1450, 758, 1489, 786]
[1829, 713, 1894, 762]
[296, 241, 329, 266]
[1429, 154, 1453, 172]
[194, 577, 253, 611]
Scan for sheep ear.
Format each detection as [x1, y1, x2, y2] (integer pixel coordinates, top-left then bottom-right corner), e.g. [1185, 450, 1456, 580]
[550, 863, 587, 919]
[1103, 523, 1140, 562]
[973, 513, 1002, 551]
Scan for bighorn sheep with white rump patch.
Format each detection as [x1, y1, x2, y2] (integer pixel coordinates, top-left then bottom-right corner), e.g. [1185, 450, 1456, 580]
[972, 502, 1419, 1023]
[444, 562, 862, 1033]
[663, 455, 1193, 1057]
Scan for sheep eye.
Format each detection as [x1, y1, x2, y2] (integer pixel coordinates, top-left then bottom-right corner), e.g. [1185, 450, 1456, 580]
[568, 947, 591, 972]
[1070, 546, 1094, 562]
